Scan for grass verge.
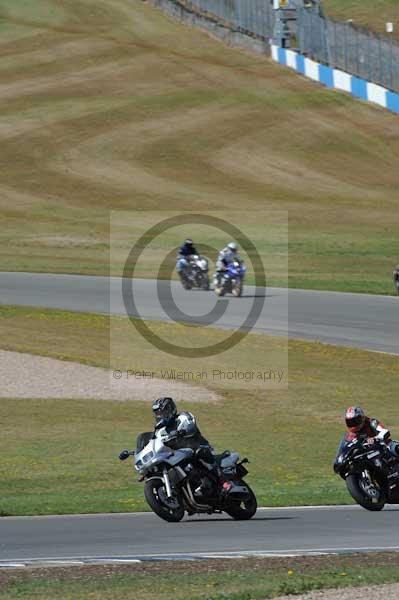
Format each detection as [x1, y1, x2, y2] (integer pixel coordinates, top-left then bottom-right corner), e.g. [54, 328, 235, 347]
[1, 1, 399, 292]
[2, 553, 399, 599]
[324, 1, 399, 39]
[1, 305, 399, 515]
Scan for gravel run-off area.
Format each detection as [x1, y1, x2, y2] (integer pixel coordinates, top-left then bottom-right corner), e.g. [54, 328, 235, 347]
[0, 350, 219, 402]
[278, 582, 399, 599]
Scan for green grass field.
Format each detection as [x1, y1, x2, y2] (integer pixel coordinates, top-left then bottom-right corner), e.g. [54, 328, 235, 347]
[1, 1, 399, 292]
[325, 1, 399, 38]
[2, 305, 399, 515]
[2, 553, 399, 600]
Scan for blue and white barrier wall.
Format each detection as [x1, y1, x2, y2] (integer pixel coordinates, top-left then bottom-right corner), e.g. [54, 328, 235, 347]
[271, 45, 399, 115]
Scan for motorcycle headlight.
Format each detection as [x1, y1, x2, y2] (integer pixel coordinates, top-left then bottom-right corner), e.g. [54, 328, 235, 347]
[142, 451, 154, 463]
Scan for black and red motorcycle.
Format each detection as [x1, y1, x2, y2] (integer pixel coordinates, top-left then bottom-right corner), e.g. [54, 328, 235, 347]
[393, 266, 399, 295]
[334, 438, 399, 511]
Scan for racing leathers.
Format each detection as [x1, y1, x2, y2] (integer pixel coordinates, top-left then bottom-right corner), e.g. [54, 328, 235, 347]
[214, 246, 241, 286]
[176, 242, 198, 277]
[157, 411, 210, 452]
[338, 416, 399, 461]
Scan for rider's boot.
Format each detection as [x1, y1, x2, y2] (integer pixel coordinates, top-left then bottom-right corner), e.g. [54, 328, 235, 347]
[213, 271, 222, 287]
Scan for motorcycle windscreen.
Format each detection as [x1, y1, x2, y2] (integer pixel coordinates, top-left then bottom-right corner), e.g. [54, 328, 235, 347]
[335, 435, 350, 461]
[136, 431, 153, 454]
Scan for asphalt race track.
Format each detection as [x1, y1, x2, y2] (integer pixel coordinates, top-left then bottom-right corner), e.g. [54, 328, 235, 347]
[1, 506, 399, 566]
[2, 272, 399, 563]
[1, 272, 399, 354]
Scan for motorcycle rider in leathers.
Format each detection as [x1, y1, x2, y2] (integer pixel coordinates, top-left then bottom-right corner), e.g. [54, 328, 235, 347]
[213, 242, 241, 287]
[176, 239, 198, 282]
[152, 397, 235, 496]
[340, 406, 399, 458]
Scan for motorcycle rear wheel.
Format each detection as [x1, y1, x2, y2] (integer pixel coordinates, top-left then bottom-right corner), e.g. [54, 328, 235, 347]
[224, 482, 257, 520]
[346, 473, 385, 511]
[145, 478, 185, 522]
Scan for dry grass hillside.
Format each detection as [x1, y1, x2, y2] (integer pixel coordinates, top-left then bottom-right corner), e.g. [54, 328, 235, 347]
[1, 0, 399, 291]
[324, 0, 399, 39]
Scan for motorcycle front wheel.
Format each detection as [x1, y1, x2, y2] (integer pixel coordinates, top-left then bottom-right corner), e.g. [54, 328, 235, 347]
[182, 278, 192, 290]
[145, 478, 185, 522]
[224, 482, 257, 520]
[201, 275, 210, 291]
[232, 283, 242, 297]
[346, 473, 385, 511]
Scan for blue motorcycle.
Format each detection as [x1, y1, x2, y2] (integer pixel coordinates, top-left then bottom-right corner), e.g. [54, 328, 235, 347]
[215, 260, 246, 297]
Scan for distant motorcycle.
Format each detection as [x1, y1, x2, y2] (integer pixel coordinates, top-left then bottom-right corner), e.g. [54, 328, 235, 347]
[179, 255, 209, 291]
[393, 266, 399, 295]
[214, 260, 246, 297]
[119, 429, 257, 522]
[334, 438, 399, 511]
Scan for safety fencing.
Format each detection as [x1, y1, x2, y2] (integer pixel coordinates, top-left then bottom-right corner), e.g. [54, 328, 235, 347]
[181, 0, 399, 94]
[297, 9, 399, 94]
[180, 0, 275, 39]
[159, 0, 399, 114]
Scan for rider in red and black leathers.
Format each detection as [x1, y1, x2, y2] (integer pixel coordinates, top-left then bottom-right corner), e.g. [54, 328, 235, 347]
[336, 406, 399, 463]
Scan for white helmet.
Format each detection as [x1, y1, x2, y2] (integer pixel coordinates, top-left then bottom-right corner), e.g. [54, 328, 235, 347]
[227, 242, 238, 252]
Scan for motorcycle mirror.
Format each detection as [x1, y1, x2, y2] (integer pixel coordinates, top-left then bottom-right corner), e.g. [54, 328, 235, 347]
[119, 449, 131, 461]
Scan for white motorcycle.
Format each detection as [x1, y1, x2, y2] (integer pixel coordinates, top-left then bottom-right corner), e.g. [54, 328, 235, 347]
[119, 428, 257, 522]
[179, 254, 210, 291]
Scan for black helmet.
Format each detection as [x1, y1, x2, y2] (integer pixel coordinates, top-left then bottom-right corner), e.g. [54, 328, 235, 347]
[152, 397, 177, 423]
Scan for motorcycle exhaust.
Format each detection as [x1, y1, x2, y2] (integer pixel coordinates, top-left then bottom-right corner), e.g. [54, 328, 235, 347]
[182, 481, 212, 512]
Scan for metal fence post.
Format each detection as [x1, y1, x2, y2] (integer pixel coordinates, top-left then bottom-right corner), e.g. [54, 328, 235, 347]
[309, 11, 313, 58]
[367, 31, 371, 82]
[333, 20, 337, 68]
[390, 33, 393, 90]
